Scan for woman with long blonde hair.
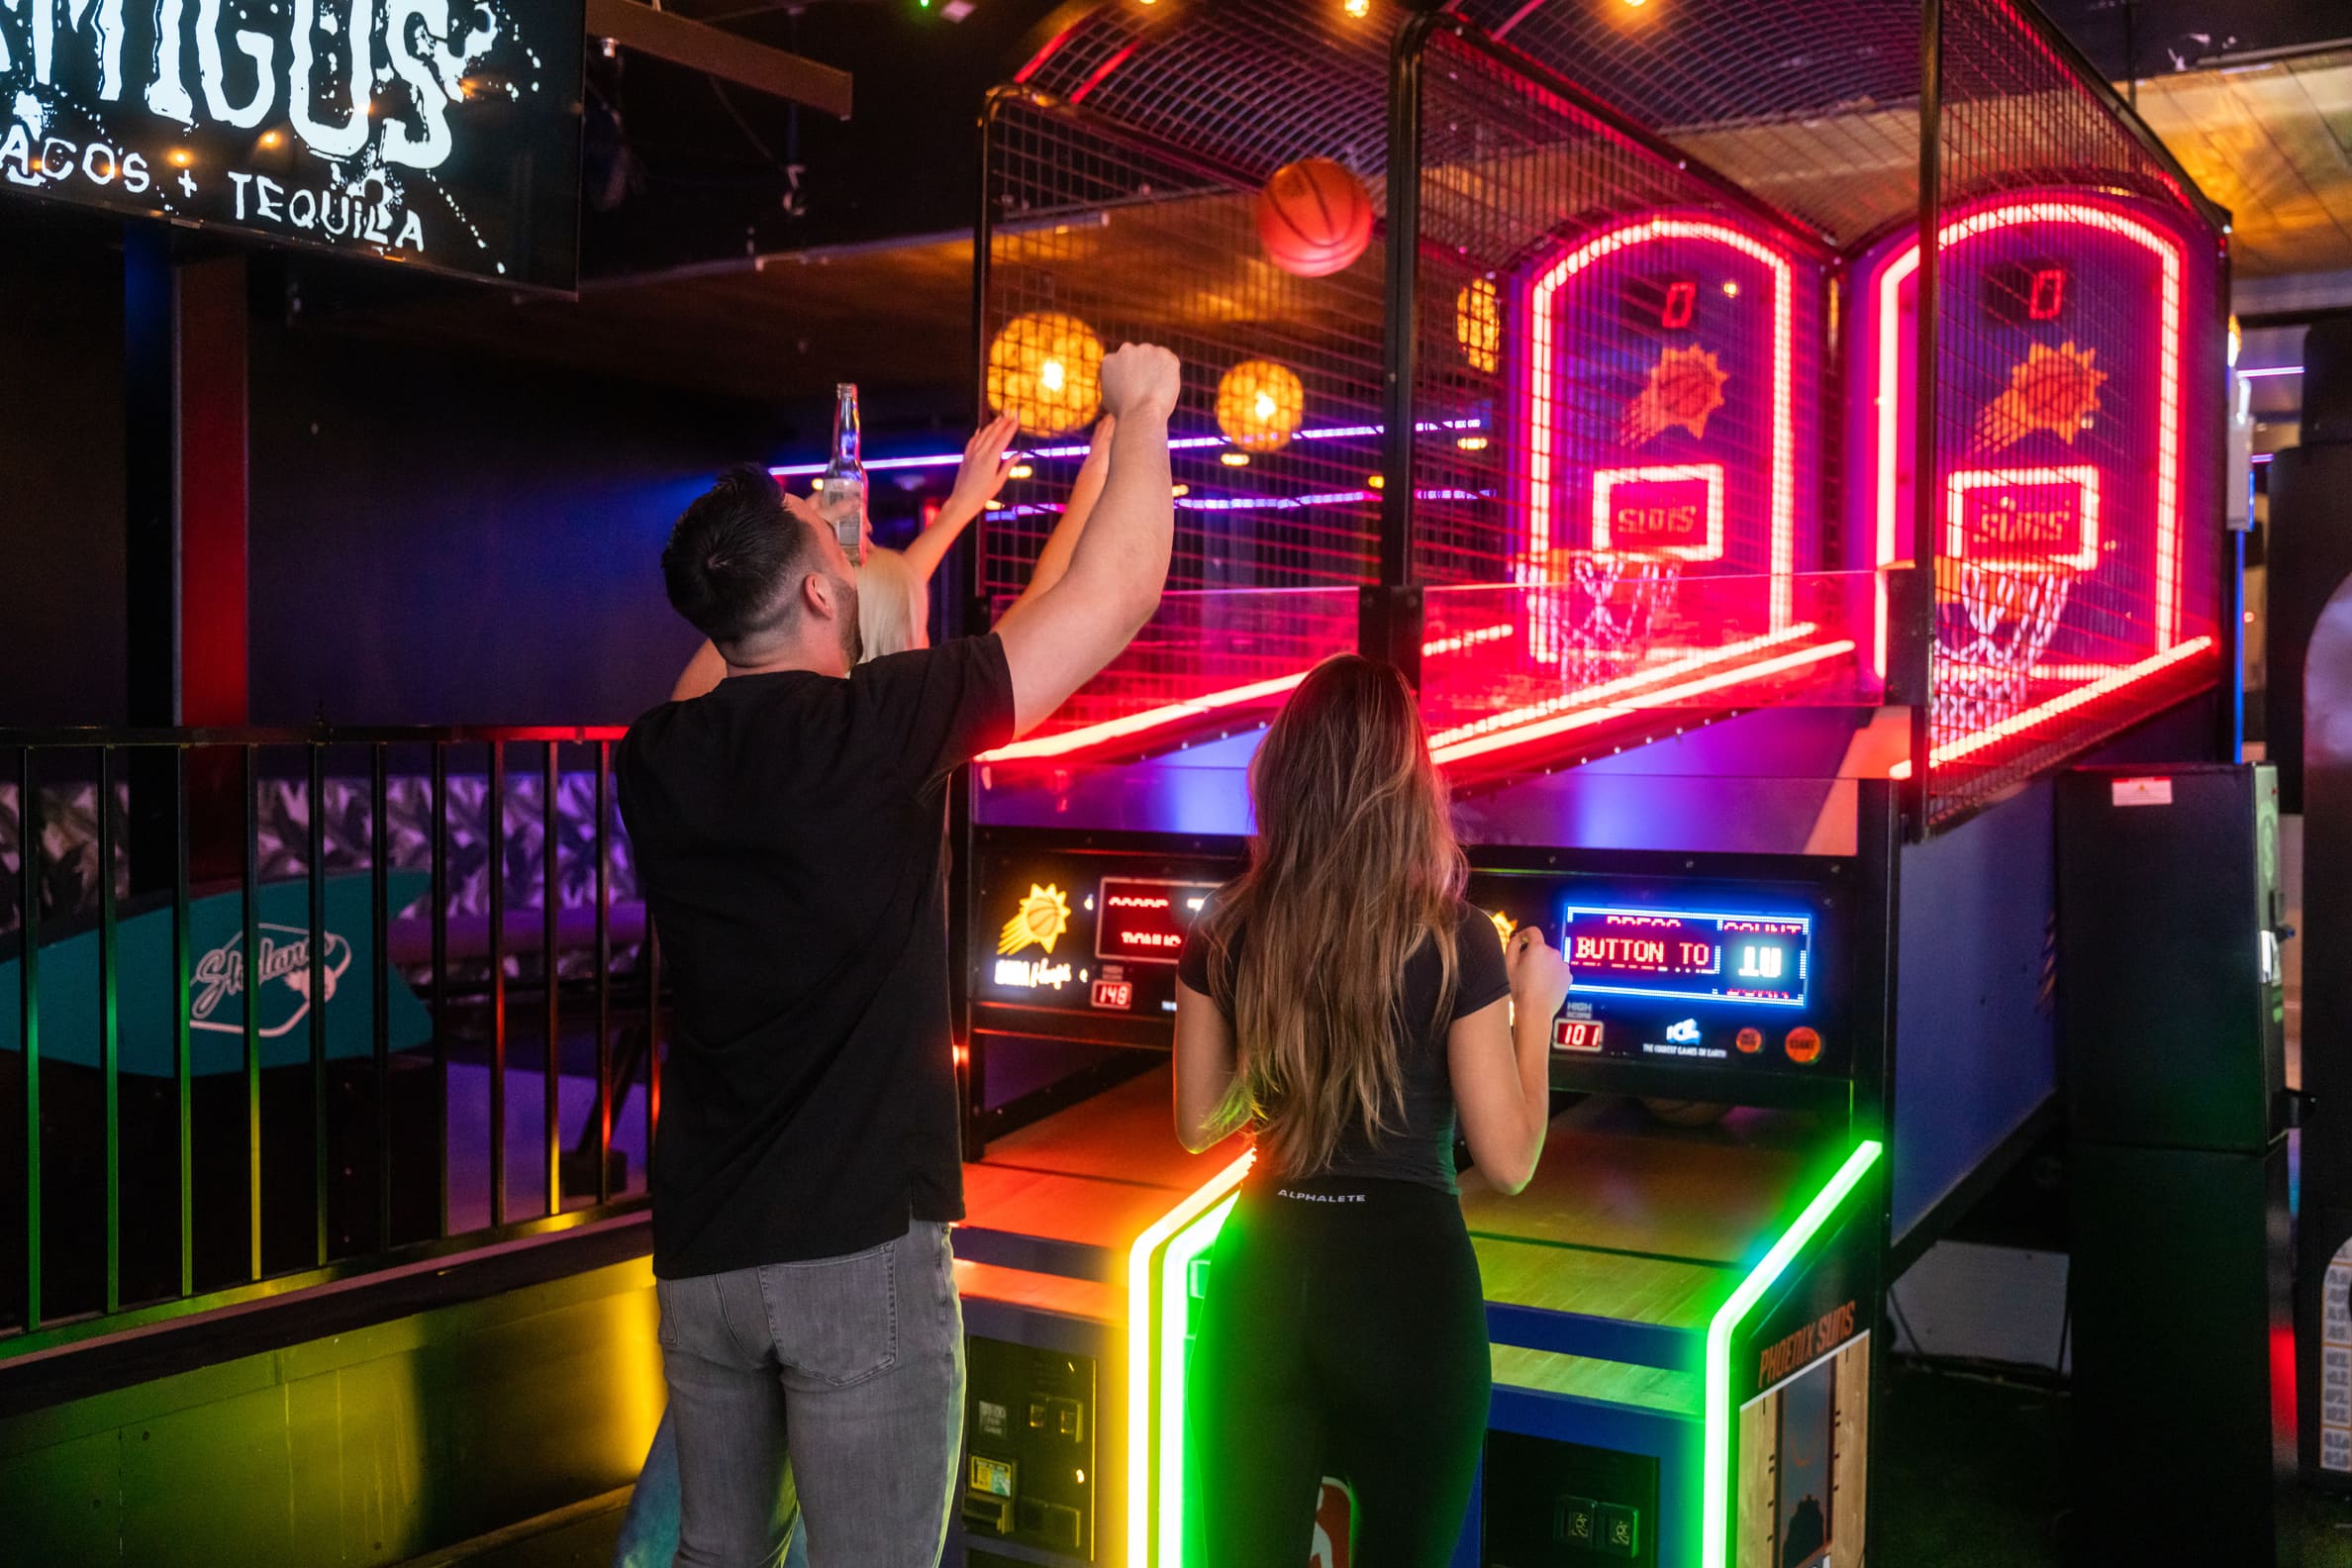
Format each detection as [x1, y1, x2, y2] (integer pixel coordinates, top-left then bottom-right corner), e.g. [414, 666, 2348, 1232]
[1173, 654, 1568, 1566]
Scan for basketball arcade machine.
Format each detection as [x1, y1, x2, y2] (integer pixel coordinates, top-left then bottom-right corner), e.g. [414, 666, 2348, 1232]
[951, 3, 2228, 1567]
[946, 8, 1399, 1565]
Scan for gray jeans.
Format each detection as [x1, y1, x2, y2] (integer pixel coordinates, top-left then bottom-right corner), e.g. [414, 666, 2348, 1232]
[656, 1221, 964, 1568]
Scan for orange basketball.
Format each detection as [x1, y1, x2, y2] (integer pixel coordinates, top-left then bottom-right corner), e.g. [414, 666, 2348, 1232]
[1255, 157, 1375, 278]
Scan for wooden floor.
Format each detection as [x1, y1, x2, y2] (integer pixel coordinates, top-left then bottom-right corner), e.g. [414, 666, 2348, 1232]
[1461, 1098, 1819, 1264]
[959, 1065, 1245, 1256]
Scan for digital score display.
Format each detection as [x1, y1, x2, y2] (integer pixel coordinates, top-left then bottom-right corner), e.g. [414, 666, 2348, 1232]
[1562, 906, 1810, 1007]
[973, 842, 1240, 1043]
[1096, 879, 1218, 965]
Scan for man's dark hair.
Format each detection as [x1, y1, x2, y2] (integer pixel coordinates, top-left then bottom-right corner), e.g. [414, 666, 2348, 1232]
[660, 464, 822, 646]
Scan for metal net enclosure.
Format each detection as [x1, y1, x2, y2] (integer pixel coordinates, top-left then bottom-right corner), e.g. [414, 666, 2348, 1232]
[975, 0, 2228, 825]
[974, 1, 1407, 756]
[1398, 0, 2227, 830]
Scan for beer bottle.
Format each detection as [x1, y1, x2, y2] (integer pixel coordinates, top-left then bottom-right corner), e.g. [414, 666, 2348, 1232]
[816, 382, 867, 563]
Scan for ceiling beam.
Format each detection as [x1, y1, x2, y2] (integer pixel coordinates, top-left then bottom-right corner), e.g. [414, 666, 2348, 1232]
[584, 0, 854, 118]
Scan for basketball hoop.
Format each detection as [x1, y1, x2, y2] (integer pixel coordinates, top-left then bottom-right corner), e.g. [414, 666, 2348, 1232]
[1554, 549, 1683, 683]
[1933, 555, 2077, 741]
[1932, 464, 2099, 742]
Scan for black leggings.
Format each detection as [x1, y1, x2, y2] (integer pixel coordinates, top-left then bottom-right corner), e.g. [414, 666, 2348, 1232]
[1184, 1175, 1490, 1568]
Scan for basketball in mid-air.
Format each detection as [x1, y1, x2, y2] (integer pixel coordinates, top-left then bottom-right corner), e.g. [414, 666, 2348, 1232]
[1255, 157, 1375, 278]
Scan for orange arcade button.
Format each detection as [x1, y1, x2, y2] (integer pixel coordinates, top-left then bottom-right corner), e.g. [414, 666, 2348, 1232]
[1784, 1027, 1823, 1064]
[1734, 1027, 1764, 1054]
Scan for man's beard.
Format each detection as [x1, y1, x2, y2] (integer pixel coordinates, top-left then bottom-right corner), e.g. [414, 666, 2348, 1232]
[833, 573, 864, 666]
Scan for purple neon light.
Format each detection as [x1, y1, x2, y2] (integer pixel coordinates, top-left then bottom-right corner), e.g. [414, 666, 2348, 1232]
[767, 419, 1485, 477]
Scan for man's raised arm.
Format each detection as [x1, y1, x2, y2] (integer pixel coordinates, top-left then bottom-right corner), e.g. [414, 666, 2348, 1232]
[992, 344, 1180, 736]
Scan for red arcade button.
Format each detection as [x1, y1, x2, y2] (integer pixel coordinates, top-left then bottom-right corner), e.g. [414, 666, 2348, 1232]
[1784, 1027, 1823, 1064]
[1734, 1027, 1764, 1054]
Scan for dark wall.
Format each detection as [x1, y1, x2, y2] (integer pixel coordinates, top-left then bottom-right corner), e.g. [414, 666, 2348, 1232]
[0, 210, 128, 726]
[246, 320, 787, 726]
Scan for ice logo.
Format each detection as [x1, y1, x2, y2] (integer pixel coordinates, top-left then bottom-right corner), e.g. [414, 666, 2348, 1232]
[190, 923, 354, 1037]
[1665, 1018, 1702, 1043]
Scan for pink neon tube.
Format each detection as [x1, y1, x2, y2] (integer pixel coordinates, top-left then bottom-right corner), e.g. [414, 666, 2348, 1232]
[1519, 218, 1797, 632]
[977, 623, 1517, 764]
[1888, 636, 2213, 779]
[1431, 637, 1855, 767]
[1869, 199, 2187, 677]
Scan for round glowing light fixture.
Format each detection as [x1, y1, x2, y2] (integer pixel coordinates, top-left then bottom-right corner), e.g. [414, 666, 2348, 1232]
[1215, 358, 1306, 451]
[987, 312, 1104, 436]
[1457, 278, 1501, 373]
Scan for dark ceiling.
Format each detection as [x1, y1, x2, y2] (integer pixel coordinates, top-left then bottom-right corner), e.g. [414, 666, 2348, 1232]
[273, 0, 2352, 423]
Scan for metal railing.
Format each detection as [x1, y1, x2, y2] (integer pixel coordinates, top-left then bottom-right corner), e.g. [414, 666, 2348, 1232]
[1, 724, 658, 1356]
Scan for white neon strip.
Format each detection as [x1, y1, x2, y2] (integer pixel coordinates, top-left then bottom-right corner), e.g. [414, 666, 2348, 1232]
[1125, 1151, 1253, 1568]
[1943, 465, 2101, 571]
[2236, 365, 2301, 379]
[1429, 637, 1854, 766]
[1424, 622, 1823, 751]
[1887, 635, 2214, 778]
[1868, 198, 2189, 675]
[1591, 462, 1727, 561]
[1519, 219, 1798, 631]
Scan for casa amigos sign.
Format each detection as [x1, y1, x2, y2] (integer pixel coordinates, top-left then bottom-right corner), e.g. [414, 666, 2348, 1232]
[0, 872, 434, 1074]
[0, 0, 583, 288]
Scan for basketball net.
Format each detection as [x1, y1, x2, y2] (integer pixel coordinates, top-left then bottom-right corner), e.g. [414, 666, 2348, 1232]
[1932, 556, 2077, 743]
[1551, 550, 1683, 685]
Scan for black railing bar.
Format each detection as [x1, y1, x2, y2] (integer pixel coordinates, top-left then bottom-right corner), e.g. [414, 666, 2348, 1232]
[20, 747, 44, 1334]
[542, 741, 560, 1220]
[430, 745, 450, 1239]
[308, 743, 329, 1269]
[0, 1200, 653, 1362]
[172, 749, 193, 1300]
[488, 740, 507, 1230]
[0, 724, 632, 749]
[371, 745, 391, 1253]
[594, 740, 613, 1207]
[97, 747, 121, 1315]
[242, 746, 262, 1283]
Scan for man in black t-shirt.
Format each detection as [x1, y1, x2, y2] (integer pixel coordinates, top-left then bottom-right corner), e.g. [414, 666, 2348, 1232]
[618, 343, 1180, 1567]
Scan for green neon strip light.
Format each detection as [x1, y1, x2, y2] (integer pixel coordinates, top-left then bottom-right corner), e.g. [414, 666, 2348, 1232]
[1126, 1152, 1253, 1568]
[1157, 1190, 1239, 1567]
[1701, 1138, 1882, 1568]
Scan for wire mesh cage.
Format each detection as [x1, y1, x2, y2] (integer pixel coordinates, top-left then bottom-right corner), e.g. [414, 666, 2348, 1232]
[1909, 0, 2227, 826]
[976, 1, 1406, 753]
[975, 0, 2227, 826]
[1396, 0, 2224, 827]
[1400, 22, 1860, 753]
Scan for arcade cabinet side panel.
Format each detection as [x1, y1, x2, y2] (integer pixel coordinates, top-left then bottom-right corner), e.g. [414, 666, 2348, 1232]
[1717, 1142, 1884, 1568]
[1888, 780, 2058, 1251]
